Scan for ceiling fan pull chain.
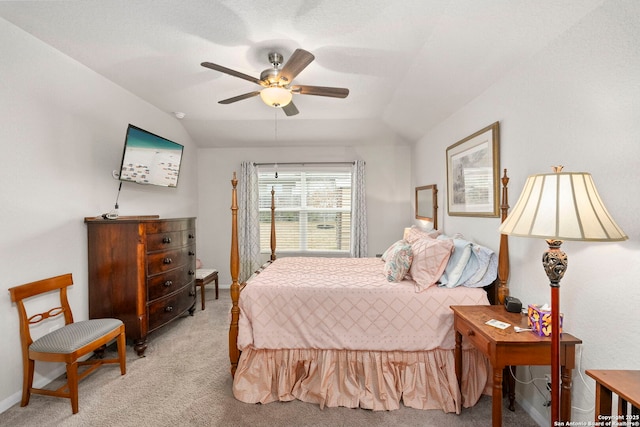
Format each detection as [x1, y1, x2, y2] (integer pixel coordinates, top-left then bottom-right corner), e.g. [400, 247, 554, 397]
[274, 110, 279, 178]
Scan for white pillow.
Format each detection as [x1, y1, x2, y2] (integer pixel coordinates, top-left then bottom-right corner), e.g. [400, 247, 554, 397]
[439, 237, 473, 288]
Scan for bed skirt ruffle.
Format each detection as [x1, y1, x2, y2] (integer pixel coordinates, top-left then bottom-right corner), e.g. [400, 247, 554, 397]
[233, 347, 490, 413]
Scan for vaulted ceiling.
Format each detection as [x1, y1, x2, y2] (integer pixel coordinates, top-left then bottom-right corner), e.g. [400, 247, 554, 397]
[0, 0, 605, 147]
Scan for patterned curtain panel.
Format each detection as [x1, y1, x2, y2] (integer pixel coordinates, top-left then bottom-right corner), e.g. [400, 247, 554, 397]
[350, 160, 368, 257]
[239, 161, 262, 282]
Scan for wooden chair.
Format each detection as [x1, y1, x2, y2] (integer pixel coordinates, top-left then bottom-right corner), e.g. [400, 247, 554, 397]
[195, 268, 218, 310]
[8, 273, 126, 414]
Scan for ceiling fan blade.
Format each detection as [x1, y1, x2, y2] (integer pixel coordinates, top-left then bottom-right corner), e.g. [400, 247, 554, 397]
[278, 49, 315, 84]
[291, 85, 349, 98]
[282, 102, 299, 116]
[218, 91, 261, 104]
[201, 62, 263, 86]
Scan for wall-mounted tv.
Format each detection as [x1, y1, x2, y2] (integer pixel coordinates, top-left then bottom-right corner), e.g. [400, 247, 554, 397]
[118, 124, 184, 187]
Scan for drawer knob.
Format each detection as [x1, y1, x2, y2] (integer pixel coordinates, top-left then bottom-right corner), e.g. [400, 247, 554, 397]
[163, 258, 173, 264]
[188, 270, 195, 276]
[163, 280, 173, 287]
[164, 306, 173, 312]
[467, 330, 475, 337]
[188, 251, 195, 256]
[162, 236, 172, 244]
[188, 233, 195, 239]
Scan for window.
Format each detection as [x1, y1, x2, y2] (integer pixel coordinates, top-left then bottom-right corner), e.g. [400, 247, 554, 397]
[258, 167, 352, 254]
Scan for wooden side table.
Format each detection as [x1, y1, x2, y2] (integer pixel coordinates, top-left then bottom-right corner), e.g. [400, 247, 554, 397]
[451, 304, 582, 427]
[585, 370, 640, 424]
[195, 269, 218, 310]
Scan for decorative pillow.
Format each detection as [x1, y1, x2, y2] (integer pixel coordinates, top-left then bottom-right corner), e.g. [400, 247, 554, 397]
[404, 225, 441, 244]
[382, 240, 413, 282]
[408, 237, 454, 292]
[381, 239, 405, 261]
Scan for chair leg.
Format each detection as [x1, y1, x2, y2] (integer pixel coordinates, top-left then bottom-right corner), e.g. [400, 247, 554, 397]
[21, 358, 34, 407]
[66, 362, 79, 414]
[200, 282, 206, 310]
[117, 330, 127, 375]
[215, 276, 219, 300]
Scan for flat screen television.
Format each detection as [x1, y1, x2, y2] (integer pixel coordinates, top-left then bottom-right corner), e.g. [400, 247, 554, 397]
[118, 124, 184, 187]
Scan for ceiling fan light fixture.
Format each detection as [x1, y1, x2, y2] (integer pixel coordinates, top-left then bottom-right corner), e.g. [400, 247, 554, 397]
[260, 86, 292, 108]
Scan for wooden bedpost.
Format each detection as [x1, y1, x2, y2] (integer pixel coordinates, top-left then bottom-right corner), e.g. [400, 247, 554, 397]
[270, 186, 276, 261]
[229, 172, 240, 376]
[497, 168, 510, 305]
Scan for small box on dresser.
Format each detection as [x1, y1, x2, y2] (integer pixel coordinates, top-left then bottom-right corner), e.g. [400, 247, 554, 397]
[85, 216, 197, 356]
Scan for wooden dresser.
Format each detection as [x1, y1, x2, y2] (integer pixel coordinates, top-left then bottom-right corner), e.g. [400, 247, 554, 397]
[85, 216, 197, 356]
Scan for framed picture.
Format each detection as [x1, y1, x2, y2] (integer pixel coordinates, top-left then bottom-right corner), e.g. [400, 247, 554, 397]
[446, 122, 500, 217]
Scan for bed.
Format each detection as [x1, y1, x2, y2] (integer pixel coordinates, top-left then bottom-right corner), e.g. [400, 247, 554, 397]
[227, 170, 511, 413]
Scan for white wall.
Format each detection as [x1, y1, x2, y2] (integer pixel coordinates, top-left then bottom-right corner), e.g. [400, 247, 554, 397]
[0, 19, 199, 412]
[197, 144, 412, 286]
[413, 1, 640, 425]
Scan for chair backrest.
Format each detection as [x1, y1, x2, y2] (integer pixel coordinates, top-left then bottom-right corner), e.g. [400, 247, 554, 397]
[8, 273, 75, 351]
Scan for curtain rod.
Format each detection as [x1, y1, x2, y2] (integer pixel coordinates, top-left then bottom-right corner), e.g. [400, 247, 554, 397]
[254, 161, 355, 166]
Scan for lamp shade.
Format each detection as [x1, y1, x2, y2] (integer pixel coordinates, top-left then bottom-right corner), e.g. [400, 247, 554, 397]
[260, 86, 292, 108]
[499, 172, 627, 241]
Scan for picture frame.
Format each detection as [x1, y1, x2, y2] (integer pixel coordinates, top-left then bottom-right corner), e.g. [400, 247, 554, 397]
[446, 122, 500, 217]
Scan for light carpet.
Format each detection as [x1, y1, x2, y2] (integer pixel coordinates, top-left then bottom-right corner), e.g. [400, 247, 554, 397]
[0, 288, 539, 426]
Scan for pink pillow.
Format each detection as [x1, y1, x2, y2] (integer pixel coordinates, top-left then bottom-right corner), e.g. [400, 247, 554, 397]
[404, 226, 441, 244]
[408, 238, 454, 292]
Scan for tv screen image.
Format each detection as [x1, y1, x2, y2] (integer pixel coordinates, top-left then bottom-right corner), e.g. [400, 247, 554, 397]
[119, 124, 184, 187]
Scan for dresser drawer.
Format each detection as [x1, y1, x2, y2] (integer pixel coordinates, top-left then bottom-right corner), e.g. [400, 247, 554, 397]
[147, 285, 195, 332]
[147, 229, 196, 252]
[144, 218, 195, 234]
[147, 265, 196, 301]
[147, 246, 196, 275]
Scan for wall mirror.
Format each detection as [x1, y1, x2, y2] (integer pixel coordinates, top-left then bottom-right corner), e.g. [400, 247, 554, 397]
[415, 184, 438, 229]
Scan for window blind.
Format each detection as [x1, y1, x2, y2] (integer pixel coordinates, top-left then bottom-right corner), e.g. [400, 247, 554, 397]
[258, 169, 352, 254]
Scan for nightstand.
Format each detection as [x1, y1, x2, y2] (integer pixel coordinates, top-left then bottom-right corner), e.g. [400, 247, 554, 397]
[451, 304, 582, 427]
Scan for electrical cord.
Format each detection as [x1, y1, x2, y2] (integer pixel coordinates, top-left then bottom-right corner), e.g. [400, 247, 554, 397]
[571, 345, 595, 413]
[506, 345, 596, 413]
[508, 365, 550, 402]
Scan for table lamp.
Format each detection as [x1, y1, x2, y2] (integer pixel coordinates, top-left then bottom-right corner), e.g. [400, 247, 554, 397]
[498, 166, 627, 425]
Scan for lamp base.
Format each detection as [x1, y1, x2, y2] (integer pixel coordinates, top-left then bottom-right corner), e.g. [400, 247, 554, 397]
[542, 239, 567, 426]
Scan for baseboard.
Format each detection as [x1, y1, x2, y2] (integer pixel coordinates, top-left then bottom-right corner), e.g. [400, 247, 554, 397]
[518, 396, 549, 427]
[0, 365, 66, 414]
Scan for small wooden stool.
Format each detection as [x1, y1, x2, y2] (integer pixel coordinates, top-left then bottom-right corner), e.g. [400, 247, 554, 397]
[195, 269, 218, 310]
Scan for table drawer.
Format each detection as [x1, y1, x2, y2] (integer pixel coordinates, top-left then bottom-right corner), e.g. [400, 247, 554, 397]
[147, 246, 196, 275]
[147, 285, 195, 332]
[147, 265, 196, 301]
[457, 317, 491, 355]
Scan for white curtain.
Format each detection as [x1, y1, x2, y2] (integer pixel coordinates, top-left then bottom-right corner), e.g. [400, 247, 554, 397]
[350, 160, 368, 257]
[239, 162, 262, 282]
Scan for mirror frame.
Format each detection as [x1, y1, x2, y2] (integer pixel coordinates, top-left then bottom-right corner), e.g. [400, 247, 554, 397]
[415, 184, 438, 229]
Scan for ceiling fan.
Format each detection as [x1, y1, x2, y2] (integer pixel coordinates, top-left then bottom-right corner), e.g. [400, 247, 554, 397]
[201, 49, 349, 116]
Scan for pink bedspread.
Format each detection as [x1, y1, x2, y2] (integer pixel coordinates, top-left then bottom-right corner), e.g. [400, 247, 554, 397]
[238, 257, 489, 352]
